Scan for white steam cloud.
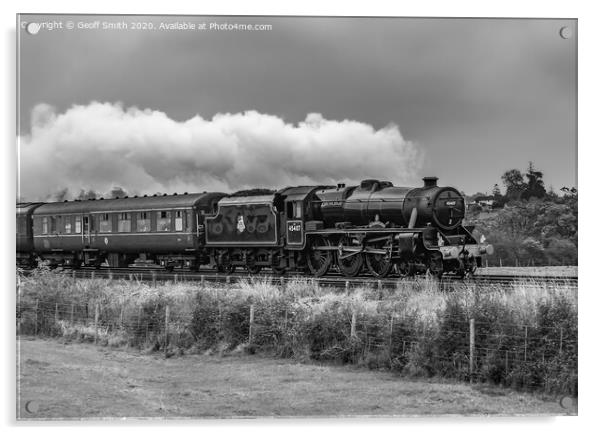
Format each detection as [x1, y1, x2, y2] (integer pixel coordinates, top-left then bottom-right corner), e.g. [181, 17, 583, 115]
[18, 102, 423, 201]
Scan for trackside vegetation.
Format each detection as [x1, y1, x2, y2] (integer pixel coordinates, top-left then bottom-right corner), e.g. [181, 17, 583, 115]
[17, 267, 577, 397]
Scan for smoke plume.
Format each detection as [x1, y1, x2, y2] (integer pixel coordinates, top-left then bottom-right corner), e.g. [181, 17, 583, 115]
[18, 102, 423, 201]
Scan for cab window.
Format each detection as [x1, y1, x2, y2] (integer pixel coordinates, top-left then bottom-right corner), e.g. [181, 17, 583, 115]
[286, 201, 303, 219]
[295, 202, 303, 219]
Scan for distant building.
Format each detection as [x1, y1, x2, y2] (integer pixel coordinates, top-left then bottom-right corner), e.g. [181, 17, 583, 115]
[468, 196, 496, 211]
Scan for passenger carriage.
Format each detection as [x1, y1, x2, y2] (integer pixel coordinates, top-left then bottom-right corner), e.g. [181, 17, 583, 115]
[30, 192, 225, 269]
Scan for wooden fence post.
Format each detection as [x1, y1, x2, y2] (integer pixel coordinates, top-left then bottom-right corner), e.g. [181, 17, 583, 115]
[377, 280, 383, 292]
[119, 304, 125, 330]
[34, 299, 39, 335]
[350, 310, 357, 338]
[345, 281, 350, 293]
[389, 313, 394, 353]
[70, 303, 75, 324]
[137, 306, 142, 335]
[499, 258, 502, 267]
[108, 271, 113, 281]
[314, 280, 320, 294]
[164, 305, 170, 357]
[469, 318, 475, 382]
[129, 273, 133, 282]
[249, 304, 255, 343]
[525, 325, 528, 361]
[505, 350, 509, 374]
[280, 276, 285, 288]
[226, 276, 231, 285]
[200, 275, 205, 288]
[559, 328, 564, 355]
[217, 299, 223, 336]
[174, 274, 178, 284]
[91, 271, 95, 280]
[94, 303, 100, 344]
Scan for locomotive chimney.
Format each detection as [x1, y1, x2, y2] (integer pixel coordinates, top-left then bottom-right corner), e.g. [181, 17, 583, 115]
[423, 176, 438, 188]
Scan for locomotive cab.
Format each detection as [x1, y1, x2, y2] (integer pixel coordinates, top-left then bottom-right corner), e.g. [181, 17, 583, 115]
[278, 185, 332, 249]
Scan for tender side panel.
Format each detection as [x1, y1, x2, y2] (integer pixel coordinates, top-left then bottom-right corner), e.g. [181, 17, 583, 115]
[205, 204, 278, 246]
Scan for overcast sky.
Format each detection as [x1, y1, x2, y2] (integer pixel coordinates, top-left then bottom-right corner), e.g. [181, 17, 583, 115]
[17, 15, 576, 200]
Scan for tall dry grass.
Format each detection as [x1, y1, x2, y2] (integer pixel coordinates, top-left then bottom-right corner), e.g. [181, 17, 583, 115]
[17, 267, 577, 395]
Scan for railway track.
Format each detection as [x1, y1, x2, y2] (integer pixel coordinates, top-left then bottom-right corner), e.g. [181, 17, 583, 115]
[18, 266, 578, 291]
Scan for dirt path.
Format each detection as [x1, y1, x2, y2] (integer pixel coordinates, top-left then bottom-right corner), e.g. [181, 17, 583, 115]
[16, 337, 572, 419]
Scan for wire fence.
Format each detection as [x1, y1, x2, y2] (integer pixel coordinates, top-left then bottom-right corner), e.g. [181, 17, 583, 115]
[16, 293, 577, 395]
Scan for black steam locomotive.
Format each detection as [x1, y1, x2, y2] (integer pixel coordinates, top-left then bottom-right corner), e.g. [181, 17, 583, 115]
[16, 177, 493, 278]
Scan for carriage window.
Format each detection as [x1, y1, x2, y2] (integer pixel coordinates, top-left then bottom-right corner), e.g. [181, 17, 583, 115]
[65, 217, 72, 234]
[50, 217, 56, 233]
[99, 213, 112, 233]
[175, 210, 183, 231]
[118, 212, 131, 232]
[295, 202, 303, 219]
[75, 216, 82, 234]
[42, 217, 48, 234]
[137, 212, 150, 232]
[157, 211, 171, 231]
[286, 202, 294, 219]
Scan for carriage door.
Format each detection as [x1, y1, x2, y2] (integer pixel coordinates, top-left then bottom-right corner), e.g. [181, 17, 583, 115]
[285, 200, 304, 247]
[82, 215, 92, 245]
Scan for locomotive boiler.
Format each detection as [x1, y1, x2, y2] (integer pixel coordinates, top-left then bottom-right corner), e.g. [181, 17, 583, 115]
[316, 177, 465, 230]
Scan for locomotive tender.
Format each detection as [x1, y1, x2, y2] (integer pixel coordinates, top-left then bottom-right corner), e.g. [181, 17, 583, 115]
[16, 177, 493, 278]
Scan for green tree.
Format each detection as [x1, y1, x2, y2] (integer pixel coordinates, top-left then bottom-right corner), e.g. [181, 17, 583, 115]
[523, 161, 546, 200]
[76, 189, 98, 200]
[492, 184, 501, 197]
[501, 169, 525, 201]
[108, 186, 128, 199]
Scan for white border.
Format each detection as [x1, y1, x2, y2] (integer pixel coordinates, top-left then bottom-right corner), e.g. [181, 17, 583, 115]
[3, 1, 598, 434]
